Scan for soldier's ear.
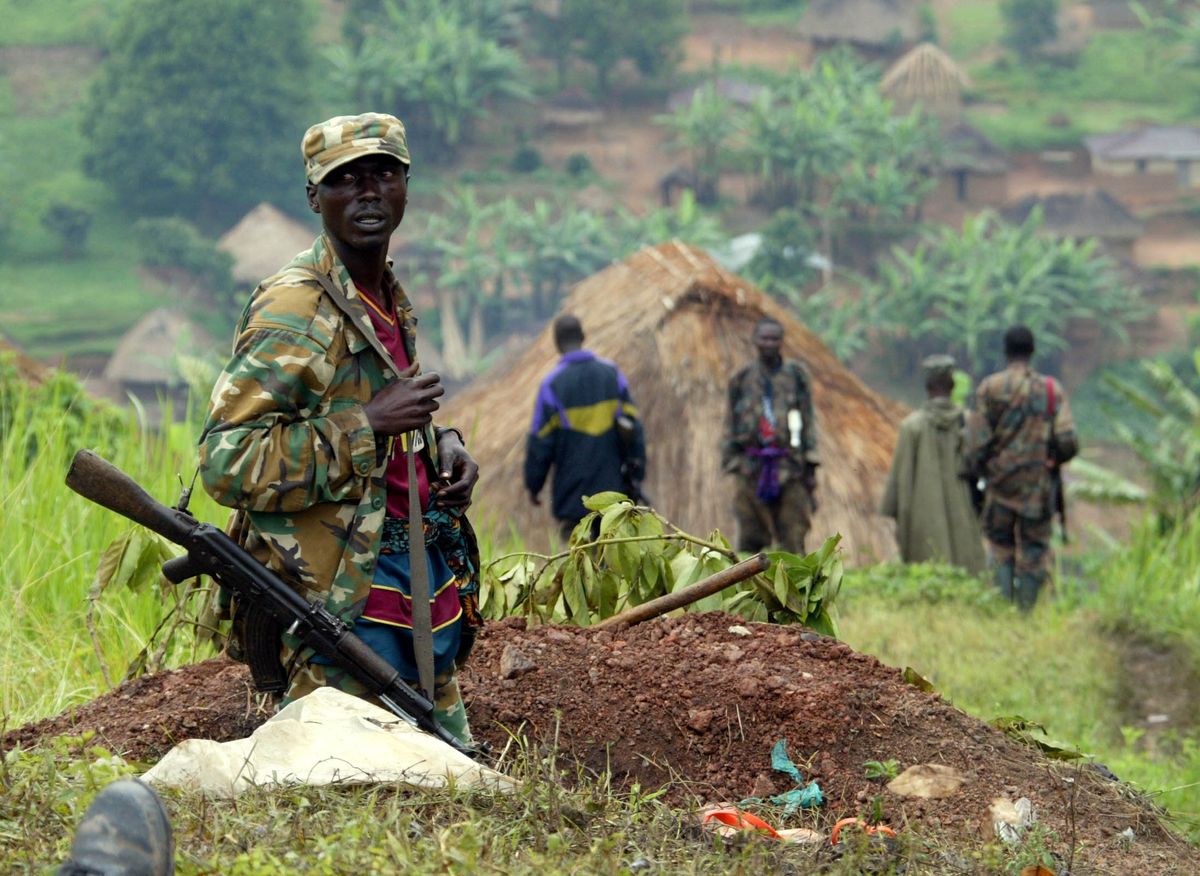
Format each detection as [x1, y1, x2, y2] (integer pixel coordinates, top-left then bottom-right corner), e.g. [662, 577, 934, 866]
[306, 183, 320, 214]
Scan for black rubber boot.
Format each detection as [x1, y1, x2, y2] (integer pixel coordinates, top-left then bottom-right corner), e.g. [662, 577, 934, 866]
[1014, 573, 1042, 612]
[993, 561, 1016, 603]
[59, 779, 174, 876]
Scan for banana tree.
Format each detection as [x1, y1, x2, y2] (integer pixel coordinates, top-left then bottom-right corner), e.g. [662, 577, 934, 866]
[323, 0, 531, 158]
[655, 81, 738, 204]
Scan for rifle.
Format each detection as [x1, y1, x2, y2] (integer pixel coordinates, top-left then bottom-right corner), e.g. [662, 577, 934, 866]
[65, 449, 477, 759]
[1048, 461, 1068, 543]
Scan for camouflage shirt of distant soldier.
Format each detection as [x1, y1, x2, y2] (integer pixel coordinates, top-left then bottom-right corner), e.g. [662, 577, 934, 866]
[721, 317, 819, 554]
[965, 325, 1077, 610]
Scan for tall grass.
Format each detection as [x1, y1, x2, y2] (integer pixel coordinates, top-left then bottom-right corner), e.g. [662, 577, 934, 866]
[1079, 513, 1200, 660]
[0, 366, 221, 723]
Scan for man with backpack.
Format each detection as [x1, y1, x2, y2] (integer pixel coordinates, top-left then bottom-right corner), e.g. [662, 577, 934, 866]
[965, 326, 1078, 609]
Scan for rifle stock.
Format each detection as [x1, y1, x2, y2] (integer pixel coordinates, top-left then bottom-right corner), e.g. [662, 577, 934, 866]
[65, 450, 477, 759]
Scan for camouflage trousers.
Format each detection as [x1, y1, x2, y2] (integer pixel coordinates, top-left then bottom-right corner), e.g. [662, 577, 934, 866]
[280, 643, 472, 745]
[732, 476, 812, 554]
[981, 498, 1052, 611]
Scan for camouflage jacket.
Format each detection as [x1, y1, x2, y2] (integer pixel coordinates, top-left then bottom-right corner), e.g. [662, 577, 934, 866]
[721, 358, 819, 481]
[964, 363, 1078, 519]
[199, 234, 445, 623]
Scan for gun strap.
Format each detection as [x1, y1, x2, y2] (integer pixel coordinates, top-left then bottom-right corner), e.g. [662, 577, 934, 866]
[406, 434, 436, 701]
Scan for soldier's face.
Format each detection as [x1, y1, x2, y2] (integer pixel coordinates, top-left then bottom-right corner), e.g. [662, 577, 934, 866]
[307, 155, 408, 251]
[753, 324, 784, 365]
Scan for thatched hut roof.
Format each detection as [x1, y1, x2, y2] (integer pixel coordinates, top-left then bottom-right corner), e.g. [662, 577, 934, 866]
[217, 203, 317, 286]
[881, 42, 969, 117]
[1001, 190, 1142, 241]
[797, 0, 922, 47]
[103, 308, 214, 387]
[939, 121, 1008, 175]
[441, 241, 906, 564]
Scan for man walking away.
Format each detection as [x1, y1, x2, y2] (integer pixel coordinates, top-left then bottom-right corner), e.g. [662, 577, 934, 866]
[880, 354, 986, 574]
[721, 317, 820, 554]
[965, 326, 1077, 609]
[525, 315, 646, 540]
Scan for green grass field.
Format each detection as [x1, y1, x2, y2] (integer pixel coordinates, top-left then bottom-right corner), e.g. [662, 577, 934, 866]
[0, 0, 118, 47]
[965, 29, 1200, 151]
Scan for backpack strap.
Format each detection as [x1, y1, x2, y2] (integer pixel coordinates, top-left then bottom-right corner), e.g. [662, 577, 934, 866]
[1045, 377, 1057, 417]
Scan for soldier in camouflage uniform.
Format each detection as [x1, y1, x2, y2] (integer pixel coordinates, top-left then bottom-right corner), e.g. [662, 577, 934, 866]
[199, 113, 481, 743]
[721, 317, 819, 553]
[965, 326, 1077, 610]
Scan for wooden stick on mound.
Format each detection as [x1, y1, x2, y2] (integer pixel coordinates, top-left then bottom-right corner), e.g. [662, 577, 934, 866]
[594, 553, 770, 631]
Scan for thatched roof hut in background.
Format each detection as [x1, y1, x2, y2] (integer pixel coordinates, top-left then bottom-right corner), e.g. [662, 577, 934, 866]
[103, 308, 213, 389]
[217, 203, 316, 286]
[441, 242, 905, 564]
[881, 42, 970, 119]
[797, 0, 922, 54]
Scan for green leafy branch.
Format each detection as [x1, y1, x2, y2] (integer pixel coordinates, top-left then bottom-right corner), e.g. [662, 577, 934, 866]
[483, 492, 842, 635]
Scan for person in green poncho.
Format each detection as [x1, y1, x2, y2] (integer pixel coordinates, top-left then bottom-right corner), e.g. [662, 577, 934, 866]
[880, 354, 986, 574]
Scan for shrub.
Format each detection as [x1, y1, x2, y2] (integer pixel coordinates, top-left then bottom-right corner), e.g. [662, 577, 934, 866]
[40, 203, 93, 259]
[565, 152, 593, 177]
[133, 217, 232, 288]
[511, 145, 543, 173]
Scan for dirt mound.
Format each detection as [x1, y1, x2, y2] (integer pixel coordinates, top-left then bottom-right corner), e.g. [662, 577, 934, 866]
[6, 614, 1196, 872]
[3, 658, 267, 758]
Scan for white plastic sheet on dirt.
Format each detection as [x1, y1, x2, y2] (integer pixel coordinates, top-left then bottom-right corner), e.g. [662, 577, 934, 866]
[141, 686, 515, 798]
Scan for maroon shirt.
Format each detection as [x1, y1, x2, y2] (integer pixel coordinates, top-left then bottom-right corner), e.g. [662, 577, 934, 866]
[358, 285, 430, 518]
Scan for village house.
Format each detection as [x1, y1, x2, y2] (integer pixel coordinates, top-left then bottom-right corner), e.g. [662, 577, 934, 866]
[1001, 189, 1143, 261]
[1085, 126, 1200, 190]
[796, 0, 923, 60]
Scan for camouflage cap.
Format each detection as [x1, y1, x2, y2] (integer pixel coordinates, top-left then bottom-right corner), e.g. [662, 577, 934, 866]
[302, 113, 411, 185]
[921, 354, 956, 380]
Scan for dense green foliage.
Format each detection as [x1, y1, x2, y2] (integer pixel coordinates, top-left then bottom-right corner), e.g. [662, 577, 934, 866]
[661, 53, 938, 289]
[656, 82, 739, 203]
[1099, 354, 1200, 526]
[486, 492, 842, 634]
[81, 0, 315, 225]
[862, 210, 1141, 376]
[326, 0, 531, 159]
[412, 186, 724, 371]
[999, 0, 1058, 60]
[534, 0, 688, 94]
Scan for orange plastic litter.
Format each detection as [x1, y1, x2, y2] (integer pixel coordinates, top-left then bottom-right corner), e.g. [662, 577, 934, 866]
[830, 817, 898, 845]
[700, 807, 783, 839]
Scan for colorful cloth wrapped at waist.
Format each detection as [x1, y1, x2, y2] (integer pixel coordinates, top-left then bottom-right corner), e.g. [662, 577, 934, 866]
[353, 510, 479, 679]
[746, 446, 789, 503]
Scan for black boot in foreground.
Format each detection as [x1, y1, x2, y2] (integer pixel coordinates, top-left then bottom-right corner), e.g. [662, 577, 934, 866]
[59, 778, 174, 876]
